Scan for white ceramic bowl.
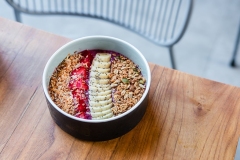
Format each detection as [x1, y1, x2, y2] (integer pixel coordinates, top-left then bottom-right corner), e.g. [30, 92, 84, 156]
[42, 36, 151, 141]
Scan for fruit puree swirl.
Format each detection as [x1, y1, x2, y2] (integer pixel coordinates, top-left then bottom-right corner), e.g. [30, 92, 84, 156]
[48, 50, 146, 120]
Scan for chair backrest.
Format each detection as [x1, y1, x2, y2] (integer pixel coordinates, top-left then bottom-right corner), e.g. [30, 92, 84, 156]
[6, 0, 193, 48]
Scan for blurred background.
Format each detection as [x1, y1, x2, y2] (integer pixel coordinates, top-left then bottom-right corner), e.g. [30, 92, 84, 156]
[0, 0, 240, 87]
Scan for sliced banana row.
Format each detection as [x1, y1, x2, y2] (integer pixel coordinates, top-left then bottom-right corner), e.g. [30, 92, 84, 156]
[88, 53, 114, 119]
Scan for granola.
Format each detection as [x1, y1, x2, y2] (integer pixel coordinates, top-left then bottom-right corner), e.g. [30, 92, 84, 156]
[110, 55, 146, 115]
[48, 53, 82, 115]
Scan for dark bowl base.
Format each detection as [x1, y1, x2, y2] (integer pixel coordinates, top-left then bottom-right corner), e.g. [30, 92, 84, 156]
[46, 96, 148, 141]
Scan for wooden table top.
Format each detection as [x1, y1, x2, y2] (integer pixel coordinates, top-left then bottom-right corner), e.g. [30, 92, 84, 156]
[0, 17, 240, 160]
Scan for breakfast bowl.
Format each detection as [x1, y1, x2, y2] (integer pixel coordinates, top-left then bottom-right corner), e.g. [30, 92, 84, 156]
[42, 36, 151, 141]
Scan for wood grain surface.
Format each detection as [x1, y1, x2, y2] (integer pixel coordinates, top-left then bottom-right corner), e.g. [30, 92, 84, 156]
[0, 17, 240, 160]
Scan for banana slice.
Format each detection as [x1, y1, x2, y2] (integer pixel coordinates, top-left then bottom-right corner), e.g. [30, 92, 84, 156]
[95, 53, 111, 62]
[89, 86, 111, 92]
[90, 67, 110, 73]
[89, 78, 110, 85]
[91, 112, 104, 118]
[92, 113, 113, 119]
[89, 103, 113, 112]
[89, 90, 112, 96]
[92, 112, 114, 119]
[90, 71, 110, 79]
[92, 61, 111, 68]
[91, 109, 112, 118]
[89, 94, 111, 101]
[90, 84, 111, 88]
[89, 98, 112, 107]
[102, 112, 113, 119]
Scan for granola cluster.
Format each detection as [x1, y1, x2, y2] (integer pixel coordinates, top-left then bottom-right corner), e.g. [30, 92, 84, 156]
[48, 53, 82, 115]
[110, 55, 146, 115]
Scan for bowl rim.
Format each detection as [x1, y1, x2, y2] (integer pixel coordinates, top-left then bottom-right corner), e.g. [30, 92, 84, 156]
[42, 35, 151, 123]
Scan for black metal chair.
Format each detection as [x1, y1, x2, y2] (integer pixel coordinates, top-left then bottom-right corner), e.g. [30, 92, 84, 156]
[5, 0, 193, 69]
[230, 20, 240, 67]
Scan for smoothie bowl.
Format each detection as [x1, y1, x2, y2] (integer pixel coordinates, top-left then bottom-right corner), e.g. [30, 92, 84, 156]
[42, 36, 151, 141]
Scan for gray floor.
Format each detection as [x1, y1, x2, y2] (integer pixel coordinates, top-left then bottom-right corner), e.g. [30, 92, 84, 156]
[1, 0, 240, 86]
[0, 0, 240, 158]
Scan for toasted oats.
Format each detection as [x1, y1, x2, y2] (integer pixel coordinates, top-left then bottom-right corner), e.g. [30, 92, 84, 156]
[48, 53, 82, 116]
[111, 56, 146, 115]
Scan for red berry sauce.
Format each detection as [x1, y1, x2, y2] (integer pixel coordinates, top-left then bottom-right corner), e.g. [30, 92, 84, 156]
[69, 50, 94, 119]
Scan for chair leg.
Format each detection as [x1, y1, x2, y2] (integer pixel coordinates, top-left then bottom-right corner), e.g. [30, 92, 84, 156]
[169, 47, 176, 69]
[14, 9, 22, 22]
[230, 20, 240, 67]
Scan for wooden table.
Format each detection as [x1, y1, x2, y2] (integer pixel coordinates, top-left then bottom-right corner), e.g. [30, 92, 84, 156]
[0, 17, 240, 160]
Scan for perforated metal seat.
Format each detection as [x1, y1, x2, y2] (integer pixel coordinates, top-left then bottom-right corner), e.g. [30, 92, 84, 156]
[6, 0, 193, 69]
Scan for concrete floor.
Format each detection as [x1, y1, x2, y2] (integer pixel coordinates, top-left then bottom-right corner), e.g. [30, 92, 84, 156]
[0, 0, 240, 158]
[1, 0, 240, 86]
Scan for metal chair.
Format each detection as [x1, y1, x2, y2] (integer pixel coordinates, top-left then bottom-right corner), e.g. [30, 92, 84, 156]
[5, 0, 193, 69]
[230, 20, 240, 67]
